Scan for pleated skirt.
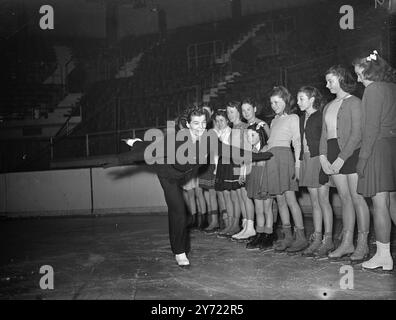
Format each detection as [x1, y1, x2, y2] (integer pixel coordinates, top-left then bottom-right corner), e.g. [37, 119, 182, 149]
[215, 161, 241, 191]
[357, 137, 396, 197]
[259, 147, 298, 195]
[198, 164, 216, 190]
[319, 138, 360, 185]
[246, 165, 270, 199]
[299, 153, 322, 188]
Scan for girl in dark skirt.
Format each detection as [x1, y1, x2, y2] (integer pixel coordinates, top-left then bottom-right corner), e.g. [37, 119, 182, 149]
[243, 124, 275, 250]
[198, 163, 218, 232]
[238, 99, 275, 245]
[296, 86, 334, 257]
[213, 109, 243, 237]
[320, 65, 370, 262]
[198, 106, 219, 232]
[226, 101, 254, 240]
[353, 51, 396, 271]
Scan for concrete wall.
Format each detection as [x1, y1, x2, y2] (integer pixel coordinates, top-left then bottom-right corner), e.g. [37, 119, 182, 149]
[0, 165, 166, 217]
[91, 166, 166, 214]
[0, 165, 341, 218]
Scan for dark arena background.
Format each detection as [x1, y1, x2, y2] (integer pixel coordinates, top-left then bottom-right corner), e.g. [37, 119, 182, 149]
[0, 0, 396, 307]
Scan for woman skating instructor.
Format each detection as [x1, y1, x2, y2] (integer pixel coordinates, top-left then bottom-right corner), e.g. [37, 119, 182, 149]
[103, 106, 273, 267]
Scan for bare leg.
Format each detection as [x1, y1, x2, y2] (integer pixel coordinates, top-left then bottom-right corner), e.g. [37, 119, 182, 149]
[285, 191, 304, 229]
[362, 192, 393, 271]
[217, 191, 227, 230]
[264, 198, 274, 230]
[231, 190, 241, 223]
[276, 193, 291, 226]
[390, 191, 396, 226]
[314, 185, 335, 257]
[229, 190, 242, 233]
[328, 174, 355, 258]
[274, 194, 294, 251]
[218, 190, 234, 235]
[223, 190, 234, 220]
[318, 185, 333, 234]
[203, 190, 212, 225]
[237, 188, 247, 220]
[204, 189, 219, 230]
[308, 187, 323, 233]
[372, 192, 391, 243]
[302, 188, 323, 256]
[209, 189, 218, 213]
[331, 174, 355, 234]
[347, 173, 370, 232]
[242, 187, 255, 221]
[187, 189, 197, 215]
[254, 199, 265, 231]
[195, 187, 206, 215]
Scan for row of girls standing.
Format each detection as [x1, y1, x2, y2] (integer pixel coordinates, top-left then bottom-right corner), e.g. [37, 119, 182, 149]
[212, 100, 273, 243]
[250, 52, 395, 270]
[237, 53, 395, 270]
[182, 50, 395, 270]
[183, 101, 266, 241]
[293, 53, 396, 271]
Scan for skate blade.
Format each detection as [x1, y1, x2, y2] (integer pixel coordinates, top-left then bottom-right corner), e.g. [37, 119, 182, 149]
[329, 257, 351, 264]
[273, 250, 289, 255]
[314, 256, 329, 261]
[350, 257, 369, 265]
[361, 266, 394, 274]
[286, 251, 303, 256]
[246, 247, 261, 251]
[260, 248, 274, 253]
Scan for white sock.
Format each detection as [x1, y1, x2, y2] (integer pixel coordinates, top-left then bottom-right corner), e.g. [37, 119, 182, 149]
[377, 241, 390, 255]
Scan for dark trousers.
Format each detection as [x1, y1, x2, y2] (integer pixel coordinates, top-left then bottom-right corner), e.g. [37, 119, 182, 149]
[157, 175, 190, 255]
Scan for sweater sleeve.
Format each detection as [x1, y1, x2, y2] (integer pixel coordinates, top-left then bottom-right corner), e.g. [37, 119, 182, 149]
[359, 83, 383, 160]
[214, 139, 273, 163]
[290, 115, 301, 167]
[319, 104, 328, 156]
[338, 98, 362, 161]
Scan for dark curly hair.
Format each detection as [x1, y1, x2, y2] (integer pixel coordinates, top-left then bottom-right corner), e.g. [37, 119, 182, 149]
[325, 65, 357, 93]
[226, 100, 243, 120]
[186, 105, 208, 123]
[241, 97, 257, 107]
[297, 86, 324, 111]
[213, 108, 229, 124]
[247, 123, 268, 148]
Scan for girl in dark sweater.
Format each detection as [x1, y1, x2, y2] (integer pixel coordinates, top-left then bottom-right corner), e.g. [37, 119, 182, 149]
[353, 51, 396, 271]
[297, 86, 334, 257]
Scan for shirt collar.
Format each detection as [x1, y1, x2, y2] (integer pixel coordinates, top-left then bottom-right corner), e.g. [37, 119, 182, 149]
[275, 113, 287, 119]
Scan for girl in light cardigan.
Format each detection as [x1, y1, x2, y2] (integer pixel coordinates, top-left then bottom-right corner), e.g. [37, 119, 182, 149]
[320, 65, 370, 262]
